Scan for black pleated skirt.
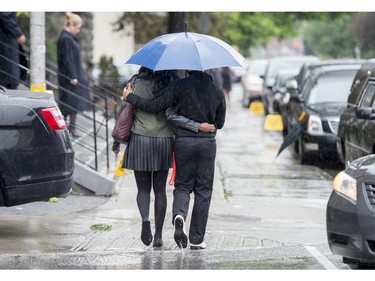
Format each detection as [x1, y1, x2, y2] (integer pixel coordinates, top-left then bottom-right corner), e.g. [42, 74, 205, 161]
[122, 133, 174, 171]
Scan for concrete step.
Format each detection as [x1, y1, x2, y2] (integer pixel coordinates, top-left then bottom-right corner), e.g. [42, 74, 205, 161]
[70, 113, 120, 196]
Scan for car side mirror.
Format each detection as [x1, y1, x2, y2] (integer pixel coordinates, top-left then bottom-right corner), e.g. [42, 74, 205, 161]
[356, 107, 375, 120]
[290, 93, 304, 103]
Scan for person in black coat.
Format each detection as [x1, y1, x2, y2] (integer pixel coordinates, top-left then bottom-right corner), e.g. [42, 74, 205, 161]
[57, 12, 92, 137]
[221, 67, 232, 106]
[123, 70, 226, 250]
[0, 12, 26, 89]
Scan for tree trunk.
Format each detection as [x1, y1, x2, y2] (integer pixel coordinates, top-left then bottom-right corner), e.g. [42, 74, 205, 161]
[168, 12, 186, 33]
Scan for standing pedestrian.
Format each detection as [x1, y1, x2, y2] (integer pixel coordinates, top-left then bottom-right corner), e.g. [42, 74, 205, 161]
[221, 67, 232, 107]
[123, 70, 226, 250]
[206, 68, 222, 88]
[115, 67, 214, 248]
[57, 12, 92, 138]
[0, 12, 26, 89]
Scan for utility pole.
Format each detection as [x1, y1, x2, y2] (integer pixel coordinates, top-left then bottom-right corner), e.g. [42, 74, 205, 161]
[30, 12, 48, 92]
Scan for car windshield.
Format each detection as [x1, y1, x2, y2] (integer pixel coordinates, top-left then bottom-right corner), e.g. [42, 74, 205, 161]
[275, 73, 297, 88]
[267, 61, 306, 79]
[307, 75, 354, 105]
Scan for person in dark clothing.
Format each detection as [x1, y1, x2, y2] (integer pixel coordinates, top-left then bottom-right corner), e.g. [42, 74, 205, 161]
[123, 70, 226, 250]
[221, 67, 232, 106]
[57, 12, 92, 137]
[0, 12, 26, 89]
[113, 67, 214, 248]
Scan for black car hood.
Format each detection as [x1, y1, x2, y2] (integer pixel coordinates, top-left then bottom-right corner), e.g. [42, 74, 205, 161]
[308, 102, 346, 118]
[347, 154, 375, 178]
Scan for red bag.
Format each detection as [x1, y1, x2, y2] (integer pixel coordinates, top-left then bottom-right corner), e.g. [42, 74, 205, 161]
[111, 101, 133, 144]
[168, 152, 176, 186]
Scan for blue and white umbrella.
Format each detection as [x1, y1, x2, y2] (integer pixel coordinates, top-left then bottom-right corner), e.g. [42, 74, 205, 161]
[125, 32, 245, 71]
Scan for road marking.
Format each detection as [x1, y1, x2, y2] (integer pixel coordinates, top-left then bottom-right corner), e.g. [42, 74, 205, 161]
[305, 246, 338, 270]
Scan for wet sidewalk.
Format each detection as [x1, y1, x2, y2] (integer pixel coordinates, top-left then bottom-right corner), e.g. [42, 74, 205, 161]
[0, 85, 342, 269]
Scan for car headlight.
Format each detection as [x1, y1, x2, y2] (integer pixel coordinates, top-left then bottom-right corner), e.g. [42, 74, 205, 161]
[307, 115, 323, 134]
[333, 171, 357, 204]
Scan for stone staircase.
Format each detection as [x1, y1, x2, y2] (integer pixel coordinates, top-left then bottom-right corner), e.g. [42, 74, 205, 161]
[70, 112, 122, 196]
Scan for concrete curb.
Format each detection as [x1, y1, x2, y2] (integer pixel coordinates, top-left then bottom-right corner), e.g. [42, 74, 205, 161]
[73, 161, 116, 196]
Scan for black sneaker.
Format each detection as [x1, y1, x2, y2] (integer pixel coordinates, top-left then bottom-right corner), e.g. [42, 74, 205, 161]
[174, 215, 187, 248]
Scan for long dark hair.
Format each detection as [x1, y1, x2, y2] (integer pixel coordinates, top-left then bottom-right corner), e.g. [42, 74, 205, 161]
[127, 67, 178, 97]
[127, 66, 154, 84]
[153, 70, 179, 97]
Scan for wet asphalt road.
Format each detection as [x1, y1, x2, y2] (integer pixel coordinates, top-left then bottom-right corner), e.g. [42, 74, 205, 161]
[0, 83, 349, 271]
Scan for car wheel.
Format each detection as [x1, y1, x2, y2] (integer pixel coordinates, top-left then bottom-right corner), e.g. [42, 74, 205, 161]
[293, 139, 299, 153]
[298, 138, 308, 164]
[344, 258, 375, 269]
[242, 97, 250, 108]
[262, 98, 269, 115]
[282, 126, 288, 137]
[273, 101, 280, 113]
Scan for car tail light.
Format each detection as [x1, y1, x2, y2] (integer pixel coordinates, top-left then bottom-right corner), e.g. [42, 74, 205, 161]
[40, 107, 67, 130]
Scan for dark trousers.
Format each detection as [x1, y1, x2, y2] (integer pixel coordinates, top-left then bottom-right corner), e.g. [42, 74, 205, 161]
[172, 137, 216, 244]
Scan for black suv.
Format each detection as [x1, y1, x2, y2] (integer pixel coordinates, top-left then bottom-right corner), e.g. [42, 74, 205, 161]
[281, 59, 365, 137]
[336, 60, 375, 167]
[260, 55, 319, 115]
[0, 87, 74, 207]
[287, 64, 361, 164]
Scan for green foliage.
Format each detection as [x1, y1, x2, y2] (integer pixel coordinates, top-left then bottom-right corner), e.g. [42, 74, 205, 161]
[90, 223, 112, 231]
[219, 12, 352, 57]
[16, 12, 57, 62]
[113, 12, 167, 43]
[303, 14, 358, 59]
[112, 12, 352, 58]
[97, 55, 121, 95]
[48, 197, 58, 203]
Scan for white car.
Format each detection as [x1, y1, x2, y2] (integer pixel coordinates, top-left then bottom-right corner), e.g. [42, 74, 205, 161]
[241, 59, 268, 108]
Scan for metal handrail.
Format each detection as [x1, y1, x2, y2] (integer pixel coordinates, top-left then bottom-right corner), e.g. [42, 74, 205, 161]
[0, 42, 122, 172]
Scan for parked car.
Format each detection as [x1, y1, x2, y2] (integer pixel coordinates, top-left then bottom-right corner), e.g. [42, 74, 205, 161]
[282, 59, 365, 137]
[241, 59, 268, 108]
[230, 65, 247, 84]
[269, 68, 300, 114]
[327, 153, 375, 269]
[289, 59, 366, 95]
[287, 64, 361, 164]
[260, 55, 320, 114]
[336, 60, 375, 167]
[0, 87, 74, 207]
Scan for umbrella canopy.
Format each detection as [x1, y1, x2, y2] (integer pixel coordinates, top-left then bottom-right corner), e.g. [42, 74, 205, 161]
[125, 32, 246, 71]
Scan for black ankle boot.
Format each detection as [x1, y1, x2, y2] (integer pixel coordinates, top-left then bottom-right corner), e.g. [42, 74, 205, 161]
[141, 221, 153, 246]
[68, 125, 81, 138]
